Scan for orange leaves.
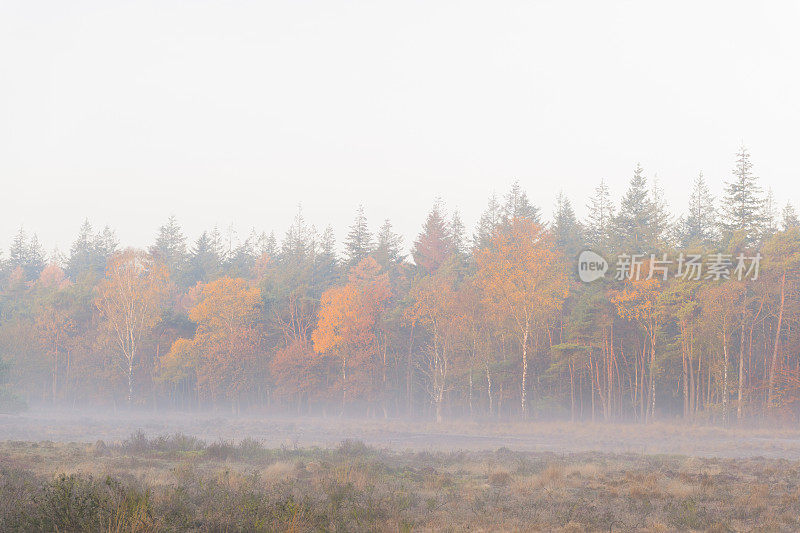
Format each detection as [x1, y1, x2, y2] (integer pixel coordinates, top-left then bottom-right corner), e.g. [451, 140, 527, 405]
[312, 257, 390, 355]
[475, 217, 569, 327]
[174, 277, 265, 401]
[189, 277, 261, 337]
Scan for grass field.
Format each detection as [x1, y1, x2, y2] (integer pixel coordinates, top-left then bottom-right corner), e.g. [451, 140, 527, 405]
[2, 431, 800, 531]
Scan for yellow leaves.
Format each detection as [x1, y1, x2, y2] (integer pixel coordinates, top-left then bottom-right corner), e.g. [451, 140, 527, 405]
[167, 276, 265, 400]
[189, 277, 261, 336]
[312, 257, 390, 355]
[95, 249, 170, 352]
[157, 338, 197, 383]
[475, 217, 569, 325]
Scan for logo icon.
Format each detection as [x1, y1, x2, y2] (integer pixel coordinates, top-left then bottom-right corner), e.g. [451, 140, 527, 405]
[578, 250, 608, 282]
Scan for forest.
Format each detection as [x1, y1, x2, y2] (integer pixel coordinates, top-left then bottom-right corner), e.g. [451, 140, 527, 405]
[2, 146, 799, 426]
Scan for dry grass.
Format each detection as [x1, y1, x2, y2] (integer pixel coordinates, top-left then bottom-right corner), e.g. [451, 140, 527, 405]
[1, 434, 800, 531]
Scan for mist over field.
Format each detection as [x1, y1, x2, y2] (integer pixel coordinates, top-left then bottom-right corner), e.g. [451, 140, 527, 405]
[4, 1, 800, 530]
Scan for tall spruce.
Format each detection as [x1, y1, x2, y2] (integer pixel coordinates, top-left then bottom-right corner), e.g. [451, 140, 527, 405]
[585, 178, 615, 251]
[503, 180, 540, 222]
[412, 199, 452, 273]
[150, 215, 188, 276]
[782, 202, 800, 231]
[720, 145, 764, 246]
[473, 192, 503, 250]
[374, 219, 405, 269]
[552, 192, 584, 260]
[344, 205, 374, 268]
[680, 172, 717, 247]
[613, 164, 656, 253]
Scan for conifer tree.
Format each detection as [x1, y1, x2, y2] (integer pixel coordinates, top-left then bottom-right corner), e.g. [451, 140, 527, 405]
[344, 205, 373, 268]
[503, 180, 540, 222]
[720, 145, 764, 246]
[782, 202, 800, 231]
[552, 192, 584, 260]
[150, 215, 188, 276]
[473, 192, 503, 250]
[680, 172, 717, 247]
[412, 200, 452, 273]
[187, 231, 221, 283]
[585, 179, 615, 251]
[374, 219, 404, 269]
[613, 164, 656, 253]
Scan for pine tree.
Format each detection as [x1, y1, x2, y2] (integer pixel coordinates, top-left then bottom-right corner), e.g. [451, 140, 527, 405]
[281, 207, 311, 262]
[552, 192, 584, 260]
[782, 202, 800, 231]
[680, 172, 717, 247]
[95, 226, 119, 258]
[227, 235, 257, 277]
[650, 176, 671, 248]
[150, 215, 188, 275]
[27, 234, 46, 279]
[344, 205, 373, 267]
[314, 225, 339, 290]
[8, 228, 46, 281]
[761, 188, 778, 239]
[187, 231, 221, 283]
[209, 226, 227, 266]
[613, 164, 656, 253]
[720, 145, 764, 246]
[67, 219, 105, 278]
[9, 228, 28, 272]
[412, 199, 452, 273]
[450, 210, 468, 259]
[585, 179, 615, 251]
[503, 180, 540, 222]
[374, 219, 404, 269]
[473, 192, 503, 250]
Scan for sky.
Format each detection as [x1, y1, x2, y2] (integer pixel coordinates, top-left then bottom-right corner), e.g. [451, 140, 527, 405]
[1, 1, 799, 255]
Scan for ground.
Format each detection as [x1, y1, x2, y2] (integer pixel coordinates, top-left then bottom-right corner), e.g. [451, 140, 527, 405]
[2, 411, 800, 531]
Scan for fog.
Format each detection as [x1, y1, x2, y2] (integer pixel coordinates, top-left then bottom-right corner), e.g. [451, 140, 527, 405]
[4, 407, 800, 460]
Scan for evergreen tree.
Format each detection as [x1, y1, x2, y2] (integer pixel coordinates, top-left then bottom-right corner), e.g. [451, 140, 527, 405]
[585, 178, 615, 251]
[552, 192, 584, 260]
[761, 188, 778, 239]
[9, 228, 28, 272]
[412, 199, 452, 273]
[262, 231, 278, 258]
[95, 226, 119, 259]
[9, 227, 46, 280]
[782, 202, 800, 231]
[473, 192, 503, 250]
[67, 219, 105, 278]
[374, 219, 404, 269]
[27, 234, 46, 279]
[720, 145, 764, 246]
[150, 215, 187, 276]
[450, 210, 468, 259]
[314, 225, 340, 289]
[650, 177, 671, 248]
[226, 235, 257, 278]
[503, 180, 540, 222]
[612, 164, 656, 253]
[209, 226, 227, 266]
[187, 231, 221, 283]
[344, 205, 373, 267]
[680, 172, 717, 247]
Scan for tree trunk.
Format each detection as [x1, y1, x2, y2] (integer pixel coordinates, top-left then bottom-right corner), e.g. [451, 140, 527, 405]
[768, 271, 786, 410]
[521, 318, 529, 419]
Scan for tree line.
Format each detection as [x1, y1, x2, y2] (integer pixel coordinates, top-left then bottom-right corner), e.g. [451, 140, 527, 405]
[2, 145, 800, 425]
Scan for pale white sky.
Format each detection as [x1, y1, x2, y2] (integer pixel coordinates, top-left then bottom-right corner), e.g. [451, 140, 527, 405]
[1, 1, 799, 254]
